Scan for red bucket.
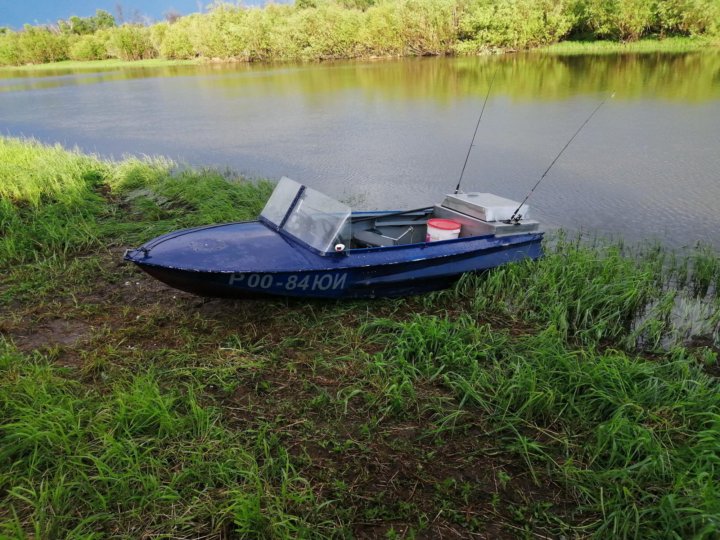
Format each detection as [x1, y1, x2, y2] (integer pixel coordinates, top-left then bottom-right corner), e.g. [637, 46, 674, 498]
[426, 218, 461, 242]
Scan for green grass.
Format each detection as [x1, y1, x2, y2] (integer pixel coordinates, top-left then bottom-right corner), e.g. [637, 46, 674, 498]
[363, 318, 720, 537]
[0, 344, 324, 537]
[0, 137, 272, 264]
[538, 36, 718, 55]
[1, 136, 718, 538]
[0, 58, 201, 73]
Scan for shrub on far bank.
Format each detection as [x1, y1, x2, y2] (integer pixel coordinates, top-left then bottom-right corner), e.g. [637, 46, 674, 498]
[107, 25, 157, 60]
[393, 0, 458, 56]
[357, 2, 405, 55]
[240, 6, 292, 61]
[583, 0, 655, 41]
[12, 26, 69, 65]
[158, 20, 196, 59]
[68, 33, 109, 61]
[655, 0, 720, 36]
[0, 32, 21, 65]
[456, 0, 576, 52]
[284, 4, 364, 59]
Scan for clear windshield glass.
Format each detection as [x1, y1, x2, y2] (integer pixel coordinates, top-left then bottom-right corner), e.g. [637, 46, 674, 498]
[282, 187, 351, 253]
[260, 176, 302, 227]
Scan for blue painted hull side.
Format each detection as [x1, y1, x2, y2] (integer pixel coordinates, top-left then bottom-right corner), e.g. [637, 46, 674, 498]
[126, 219, 543, 299]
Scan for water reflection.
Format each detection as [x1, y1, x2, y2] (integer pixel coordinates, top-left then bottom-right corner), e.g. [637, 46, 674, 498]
[3, 53, 719, 102]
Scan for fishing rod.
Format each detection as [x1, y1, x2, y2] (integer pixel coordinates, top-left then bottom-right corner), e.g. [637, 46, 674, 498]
[507, 91, 615, 223]
[454, 68, 499, 195]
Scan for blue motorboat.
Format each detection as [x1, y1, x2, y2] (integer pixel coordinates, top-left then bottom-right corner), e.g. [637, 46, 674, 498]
[124, 177, 543, 299]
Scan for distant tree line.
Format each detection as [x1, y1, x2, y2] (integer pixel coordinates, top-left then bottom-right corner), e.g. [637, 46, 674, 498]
[0, 0, 718, 66]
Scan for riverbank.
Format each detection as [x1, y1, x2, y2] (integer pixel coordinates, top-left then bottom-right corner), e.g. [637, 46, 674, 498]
[538, 36, 718, 54]
[0, 58, 200, 73]
[1, 37, 716, 74]
[1, 137, 719, 537]
[2, 0, 719, 68]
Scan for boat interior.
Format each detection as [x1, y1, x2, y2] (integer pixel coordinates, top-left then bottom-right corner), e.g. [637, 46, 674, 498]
[346, 199, 540, 250]
[348, 209, 432, 249]
[262, 177, 541, 253]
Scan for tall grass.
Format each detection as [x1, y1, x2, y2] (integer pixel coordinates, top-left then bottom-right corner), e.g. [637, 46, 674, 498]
[474, 236, 657, 346]
[0, 341, 321, 537]
[439, 232, 719, 351]
[539, 35, 714, 53]
[0, 137, 271, 265]
[0, 138, 108, 264]
[1, 0, 719, 66]
[364, 317, 720, 537]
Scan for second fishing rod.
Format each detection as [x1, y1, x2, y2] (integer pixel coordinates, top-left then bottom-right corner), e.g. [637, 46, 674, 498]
[455, 77, 614, 222]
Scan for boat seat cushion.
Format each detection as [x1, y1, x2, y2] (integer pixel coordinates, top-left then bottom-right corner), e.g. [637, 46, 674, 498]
[353, 230, 396, 248]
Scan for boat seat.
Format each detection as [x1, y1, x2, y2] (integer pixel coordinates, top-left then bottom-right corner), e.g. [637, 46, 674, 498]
[353, 227, 415, 248]
[353, 230, 396, 248]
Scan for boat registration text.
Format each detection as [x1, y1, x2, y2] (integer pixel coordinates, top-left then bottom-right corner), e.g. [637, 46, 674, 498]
[228, 272, 347, 291]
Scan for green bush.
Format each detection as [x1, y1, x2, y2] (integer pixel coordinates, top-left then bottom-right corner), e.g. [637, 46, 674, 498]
[584, 0, 656, 40]
[655, 0, 720, 36]
[395, 0, 458, 55]
[68, 34, 109, 61]
[16, 25, 69, 64]
[0, 32, 21, 65]
[358, 2, 405, 55]
[158, 21, 195, 59]
[192, 5, 249, 59]
[457, 0, 575, 52]
[240, 6, 286, 61]
[149, 20, 169, 51]
[107, 24, 157, 60]
[284, 4, 363, 60]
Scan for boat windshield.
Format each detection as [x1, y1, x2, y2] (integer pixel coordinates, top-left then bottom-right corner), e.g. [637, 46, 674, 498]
[260, 177, 303, 227]
[260, 177, 351, 254]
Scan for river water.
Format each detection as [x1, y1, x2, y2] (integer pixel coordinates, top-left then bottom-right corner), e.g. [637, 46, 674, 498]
[2, 53, 719, 247]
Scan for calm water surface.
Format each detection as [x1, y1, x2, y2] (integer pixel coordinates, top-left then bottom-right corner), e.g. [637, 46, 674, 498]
[2, 54, 719, 247]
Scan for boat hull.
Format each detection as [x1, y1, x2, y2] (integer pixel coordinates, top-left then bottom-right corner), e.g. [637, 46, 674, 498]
[128, 231, 543, 299]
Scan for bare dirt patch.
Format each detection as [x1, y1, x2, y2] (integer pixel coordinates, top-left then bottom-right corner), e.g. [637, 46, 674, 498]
[10, 318, 92, 352]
